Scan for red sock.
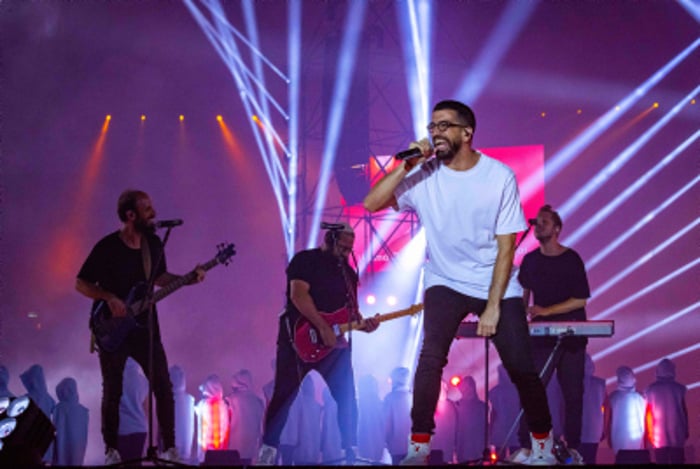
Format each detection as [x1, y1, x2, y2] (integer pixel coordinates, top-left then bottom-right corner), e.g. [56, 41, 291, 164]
[532, 431, 549, 439]
[410, 433, 431, 443]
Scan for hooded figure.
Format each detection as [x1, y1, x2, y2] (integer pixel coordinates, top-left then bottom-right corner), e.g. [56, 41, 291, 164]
[117, 357, 148, 461]
[170, 365, 195, 462]
[383, 366, 412, 464]
[489, 364, 520, 455]
[356, 374, 385, 462]
[195, 374, 231, 462]
[320, 385, 343, 463]
[226, 369, 264, 463]
[20, 364, 56, 418]
[52, 378, 88, 465]
[0, 365, 13, 398]
[455, 376, 487, 462]
[432, 380, 457, 464]
[20, 364, 56, 462]
[279, 374, 322, 465]
[644, 358, 688, 464]
[605, 366, 646, 454]
[579, 354, 607, 464]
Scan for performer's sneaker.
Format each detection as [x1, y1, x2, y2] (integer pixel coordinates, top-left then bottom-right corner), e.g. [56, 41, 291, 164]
[508, 448, 531, 464]
[104, 447, 122, 465]
[524, 431, 557, 465]
[567, 448, 585, 465]
[256, 444, 278, 466]
[159, 447, 182, 463]
[400, 434, 431, 465]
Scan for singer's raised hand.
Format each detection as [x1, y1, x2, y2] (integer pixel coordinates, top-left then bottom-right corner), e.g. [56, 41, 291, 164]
[404, 138, 432, 171]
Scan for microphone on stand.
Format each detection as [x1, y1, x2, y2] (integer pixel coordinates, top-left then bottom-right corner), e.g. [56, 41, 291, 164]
[153, 219, 184, 229]
[321, 222, 345, 230]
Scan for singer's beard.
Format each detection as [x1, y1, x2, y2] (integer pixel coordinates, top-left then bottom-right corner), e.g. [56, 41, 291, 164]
[434, 139, 460, 162]
[535, 232, 553, 244]
[135, 217, 156, 235]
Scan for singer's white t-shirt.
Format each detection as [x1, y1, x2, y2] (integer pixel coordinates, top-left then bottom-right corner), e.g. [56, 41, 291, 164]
[395, 152, 527, 300]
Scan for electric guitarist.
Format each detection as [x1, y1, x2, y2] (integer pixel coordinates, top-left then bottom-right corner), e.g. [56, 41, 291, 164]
[75, 189, 205, 465]
[257, 222, 380, 466]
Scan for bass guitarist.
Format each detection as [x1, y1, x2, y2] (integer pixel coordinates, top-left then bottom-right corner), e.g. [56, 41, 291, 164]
[76, 189, 205, 465]
[257, 222, 379, 465]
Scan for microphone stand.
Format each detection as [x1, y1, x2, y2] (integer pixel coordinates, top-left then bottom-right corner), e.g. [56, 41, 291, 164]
[517, 223, 534, 251]
[124, 227, 183, 467]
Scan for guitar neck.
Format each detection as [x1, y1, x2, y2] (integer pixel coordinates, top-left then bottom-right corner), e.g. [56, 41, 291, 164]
[152, 256, 220, 303]
[339, 303, 423, 334]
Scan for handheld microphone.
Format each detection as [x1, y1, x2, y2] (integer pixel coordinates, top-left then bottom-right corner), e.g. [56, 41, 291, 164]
[394, 147, 423, 160]
[528, 218, 538, 226]
[154, 219, 184, 229]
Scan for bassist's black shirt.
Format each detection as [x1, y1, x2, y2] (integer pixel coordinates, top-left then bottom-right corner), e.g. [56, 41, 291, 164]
[78, 231, 167, 338]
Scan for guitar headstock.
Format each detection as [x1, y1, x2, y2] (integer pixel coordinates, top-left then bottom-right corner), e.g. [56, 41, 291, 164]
[216, 243, 236, 265]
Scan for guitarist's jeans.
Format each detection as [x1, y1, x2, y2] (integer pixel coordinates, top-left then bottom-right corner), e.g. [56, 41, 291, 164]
[262, 315, 358, 451]
[98, 331, 175, 451]
[410, 286, 552, 436]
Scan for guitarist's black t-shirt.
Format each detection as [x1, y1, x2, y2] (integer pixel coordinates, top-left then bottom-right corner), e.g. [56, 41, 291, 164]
[284, 248, 358, 323]
[78, 231, 167, 338]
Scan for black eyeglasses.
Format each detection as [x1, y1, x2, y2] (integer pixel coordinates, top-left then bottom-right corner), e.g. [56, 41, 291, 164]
[426, 121, 469, 133]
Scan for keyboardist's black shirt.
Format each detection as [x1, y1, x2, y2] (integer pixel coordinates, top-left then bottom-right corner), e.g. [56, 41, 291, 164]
[518, 247, 590, 323]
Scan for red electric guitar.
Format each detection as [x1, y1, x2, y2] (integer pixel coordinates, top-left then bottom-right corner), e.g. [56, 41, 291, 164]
[293, 303, 423, 363]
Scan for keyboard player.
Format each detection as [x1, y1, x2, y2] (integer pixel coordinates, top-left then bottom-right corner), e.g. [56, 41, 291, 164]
[516, 204, 591, 465]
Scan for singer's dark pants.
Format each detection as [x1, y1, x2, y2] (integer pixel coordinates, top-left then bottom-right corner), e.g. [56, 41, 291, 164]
[98, 329, 175, 451]
[411, 286, 552, 436]
[262, 315, 358, 451]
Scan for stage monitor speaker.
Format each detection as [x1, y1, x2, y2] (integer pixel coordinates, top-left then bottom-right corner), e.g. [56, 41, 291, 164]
[0, 395, 56, 465]
[203, 449, 241, 465]
[615, 448, 651, 464]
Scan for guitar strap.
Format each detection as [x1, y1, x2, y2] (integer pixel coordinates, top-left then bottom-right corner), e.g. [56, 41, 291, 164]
[141, 234, 152, 280]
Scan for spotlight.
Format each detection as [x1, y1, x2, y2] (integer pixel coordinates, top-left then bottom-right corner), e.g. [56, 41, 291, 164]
[216, 115, 223, 122]
[386, 295, 397, 306]
[366, 294, 376, 305]
[0, 396, 55, 465]
[179, 115, 185, 121]
[450, 376, 461, 387]
[140, 115, 146, 121]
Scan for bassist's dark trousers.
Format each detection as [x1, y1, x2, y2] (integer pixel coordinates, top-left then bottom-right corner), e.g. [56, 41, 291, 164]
[262, 314, 358, 452]
[98, 327, 175, 452]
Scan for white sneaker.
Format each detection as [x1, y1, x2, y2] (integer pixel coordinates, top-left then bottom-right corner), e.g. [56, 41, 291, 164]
[104, 447, 121, 465]
[525, 431, 557, 465]
[257, 444, 278, 466]
[509, 447, 531, 463]
[400, 435, 431, 466]
[159, 446, 181, 463]
[568, 448, 585, 465]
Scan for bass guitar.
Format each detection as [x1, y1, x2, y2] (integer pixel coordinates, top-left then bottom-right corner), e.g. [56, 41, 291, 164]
[89, 243, 236, 352]
[294, 303, 423, 363]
